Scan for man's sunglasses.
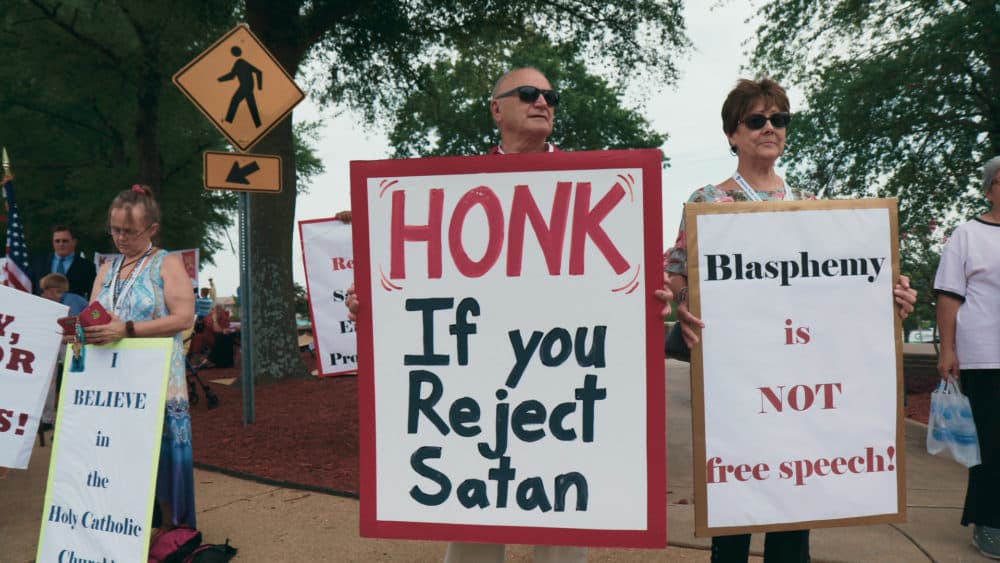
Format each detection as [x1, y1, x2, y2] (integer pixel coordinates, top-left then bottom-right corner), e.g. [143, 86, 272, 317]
[495, 85, 560, 107]
[741, 112, 791, 130]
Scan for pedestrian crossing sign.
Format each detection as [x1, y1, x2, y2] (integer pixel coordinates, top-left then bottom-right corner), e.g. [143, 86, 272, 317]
[173, 24, 304, 152]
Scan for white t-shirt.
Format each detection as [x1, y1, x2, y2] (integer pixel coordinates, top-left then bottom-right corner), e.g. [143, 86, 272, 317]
[934, 217, 1000, 369]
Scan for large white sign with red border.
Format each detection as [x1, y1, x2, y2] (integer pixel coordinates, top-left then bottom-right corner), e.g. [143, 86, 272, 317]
[299, 217, 357, 376]
[350, 149, 666, 547]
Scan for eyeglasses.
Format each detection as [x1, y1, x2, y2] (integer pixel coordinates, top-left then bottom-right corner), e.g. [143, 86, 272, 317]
[495, 85, 560, 107]
[741, 112, 791, 130]
[108, 225, 151, 240]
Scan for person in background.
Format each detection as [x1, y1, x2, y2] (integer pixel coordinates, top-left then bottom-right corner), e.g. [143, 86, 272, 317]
[666, 78, 917, 563]
[935, 155, 1000, 559]
[31, 225, 97, 299]
[195, 285, 214, 320]
[83, 184, 196, 532]
[38, 272, 88, 432]
[40, 272, 88, 316]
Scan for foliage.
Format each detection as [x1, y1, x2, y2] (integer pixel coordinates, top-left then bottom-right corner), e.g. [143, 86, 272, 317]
[0, 0, 239, 261]
[293, 121, 326, 192]
[749, 0, 999, 289]
[389, 30, 667, 158]
[240, 0, 689, 381]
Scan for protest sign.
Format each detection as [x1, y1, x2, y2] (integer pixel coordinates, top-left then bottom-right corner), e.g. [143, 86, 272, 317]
[299, 217, 357, 376]
[686, 199, 906, 535]
[350, 149, 665, 547]
[0, 285, 66, 469]
[36, 339, 171, 562]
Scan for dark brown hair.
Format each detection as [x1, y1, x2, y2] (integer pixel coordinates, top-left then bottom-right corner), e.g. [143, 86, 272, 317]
[721, 78, 790, 150]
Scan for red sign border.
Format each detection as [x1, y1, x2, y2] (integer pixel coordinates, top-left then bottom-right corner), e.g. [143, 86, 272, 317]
[349, 149, 666, 547]
[298, 216, 357, 377]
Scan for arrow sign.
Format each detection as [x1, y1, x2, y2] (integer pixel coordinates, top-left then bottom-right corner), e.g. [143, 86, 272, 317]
[203, 151, 282, 193]
[227, 160, 261, 184]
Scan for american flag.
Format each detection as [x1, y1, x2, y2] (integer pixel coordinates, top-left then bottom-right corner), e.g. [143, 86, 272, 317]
[2, 178, 31, 292]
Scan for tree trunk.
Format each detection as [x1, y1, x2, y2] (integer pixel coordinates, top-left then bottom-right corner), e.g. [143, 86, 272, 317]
[245, 3, 310, 381]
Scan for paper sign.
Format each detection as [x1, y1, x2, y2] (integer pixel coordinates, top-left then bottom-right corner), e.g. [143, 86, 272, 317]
[37, 339, 172, 562]
[0, 285, 66, 469]
[299, 218, 357, 376]
[686, 199, 906, 535]
[351, 149, 666, 547]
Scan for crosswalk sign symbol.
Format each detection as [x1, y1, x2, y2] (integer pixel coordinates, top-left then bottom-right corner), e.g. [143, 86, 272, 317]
[173, 24, 304, 152]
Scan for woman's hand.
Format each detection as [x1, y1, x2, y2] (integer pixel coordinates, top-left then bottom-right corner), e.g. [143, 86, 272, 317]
[83, 316, 127, 345]
[894, 275, 917, 319]
[346, 284, 359, 321]
[653, 273, 673, 320]
[938, 348, 959, 381]
[677, 301, 705, 347]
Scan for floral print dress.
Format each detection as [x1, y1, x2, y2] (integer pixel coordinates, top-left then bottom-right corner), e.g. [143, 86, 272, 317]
[665, 184, 816, 275]
[96, 250, 196, 527]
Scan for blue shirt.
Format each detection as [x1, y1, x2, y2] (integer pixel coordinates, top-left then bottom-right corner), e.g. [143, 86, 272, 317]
[51, 254, 75, 275]
[195, 297, 213, 319]
[61, 292, 88, 316]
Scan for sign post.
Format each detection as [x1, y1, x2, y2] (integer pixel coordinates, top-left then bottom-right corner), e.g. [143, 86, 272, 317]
[173, 23, 304, 424]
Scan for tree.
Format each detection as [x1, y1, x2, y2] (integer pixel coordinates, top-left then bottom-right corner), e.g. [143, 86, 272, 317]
[389, 30, 667, 158]
[748, 0, 999, 305]
[0, 1, 239, 259]
[241, 0, 688, 381]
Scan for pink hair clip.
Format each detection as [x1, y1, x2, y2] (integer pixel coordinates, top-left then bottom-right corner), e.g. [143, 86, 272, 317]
[131, 184, 148, 195]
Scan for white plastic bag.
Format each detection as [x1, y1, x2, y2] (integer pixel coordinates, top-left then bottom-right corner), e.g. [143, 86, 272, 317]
[926, 380, 981, 468]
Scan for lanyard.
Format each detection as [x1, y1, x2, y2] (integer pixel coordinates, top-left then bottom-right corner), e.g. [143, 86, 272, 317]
[111, 245, 153, 314]
[732, 172, 794, 201]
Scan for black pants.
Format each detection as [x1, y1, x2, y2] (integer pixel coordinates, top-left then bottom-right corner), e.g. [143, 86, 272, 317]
[711, 530, 810, 563]
[961, 369, 1000, 528]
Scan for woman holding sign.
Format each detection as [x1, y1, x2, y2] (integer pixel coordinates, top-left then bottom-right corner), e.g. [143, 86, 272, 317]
[935, 155, 1000, 559]
[84, 185, 196, 532]
[665, 78, 916, 563]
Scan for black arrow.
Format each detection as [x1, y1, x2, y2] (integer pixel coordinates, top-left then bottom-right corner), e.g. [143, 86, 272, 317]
[226, 161, 260, 184]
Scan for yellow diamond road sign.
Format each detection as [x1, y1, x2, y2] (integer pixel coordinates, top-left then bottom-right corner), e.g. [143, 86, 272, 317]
[204, 151, 282, 193]
[173, 24, 304, 152]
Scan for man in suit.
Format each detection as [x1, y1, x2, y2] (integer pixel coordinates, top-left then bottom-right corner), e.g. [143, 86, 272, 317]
[31, 225, 97, 299]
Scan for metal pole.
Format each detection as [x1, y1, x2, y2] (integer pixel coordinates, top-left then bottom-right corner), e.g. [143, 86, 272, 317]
[238, 192, 255, 424]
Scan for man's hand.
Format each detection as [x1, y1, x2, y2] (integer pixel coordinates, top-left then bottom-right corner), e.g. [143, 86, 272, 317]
[653, 273, 673, 320]
[346, 284, 359, 321]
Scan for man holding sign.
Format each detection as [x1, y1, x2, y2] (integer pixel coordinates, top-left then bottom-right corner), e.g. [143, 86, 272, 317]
[348, 67, 672, 562]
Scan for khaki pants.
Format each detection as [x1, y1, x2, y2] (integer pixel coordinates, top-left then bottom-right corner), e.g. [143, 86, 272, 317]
[444, 543, 587, 563]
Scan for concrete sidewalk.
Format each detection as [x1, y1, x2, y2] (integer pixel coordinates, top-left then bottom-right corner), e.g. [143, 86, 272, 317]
[1, 359, 985, 562]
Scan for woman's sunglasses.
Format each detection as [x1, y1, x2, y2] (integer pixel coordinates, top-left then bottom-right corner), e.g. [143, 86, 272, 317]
[495, 85, 560, 107]
[741, 112, 792, 130]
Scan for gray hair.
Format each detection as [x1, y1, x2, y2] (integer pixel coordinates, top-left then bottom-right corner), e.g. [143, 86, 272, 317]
[491, 67, 545, 98]
[983, 156, 1000, 194]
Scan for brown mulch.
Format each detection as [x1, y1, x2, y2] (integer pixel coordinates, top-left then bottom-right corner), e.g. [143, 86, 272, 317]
[187, 351, 934, 495]
[188, 351, 361, 496]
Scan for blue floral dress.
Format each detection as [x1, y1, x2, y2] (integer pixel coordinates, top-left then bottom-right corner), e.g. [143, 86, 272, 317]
[665, 184, 816, 275]
[96, 250, 196, 527]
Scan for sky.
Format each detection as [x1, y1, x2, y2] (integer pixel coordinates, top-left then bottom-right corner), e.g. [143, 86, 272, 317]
[201, 2, 795, 298]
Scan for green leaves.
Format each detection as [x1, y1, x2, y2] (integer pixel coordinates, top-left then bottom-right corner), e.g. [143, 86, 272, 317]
[751, 0, 997, 281]
[388, 31, 668, 158]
